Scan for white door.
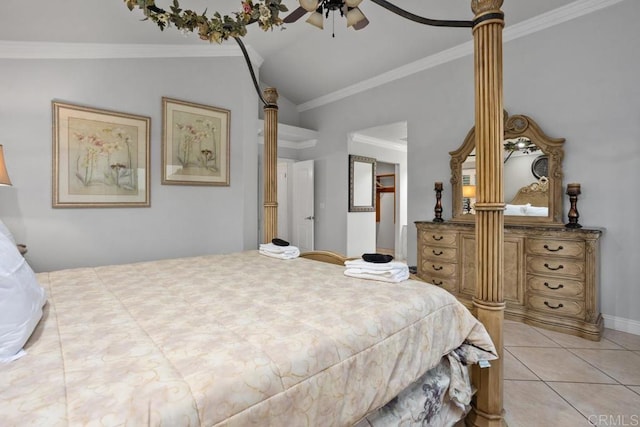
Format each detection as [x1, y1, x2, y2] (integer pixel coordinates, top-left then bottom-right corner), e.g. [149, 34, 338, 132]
[277, 162, 289, 241]
[292, 160, 314, 252]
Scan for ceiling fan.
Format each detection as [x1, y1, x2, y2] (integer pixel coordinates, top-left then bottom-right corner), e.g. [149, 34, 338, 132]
[283, 0, 369, 31]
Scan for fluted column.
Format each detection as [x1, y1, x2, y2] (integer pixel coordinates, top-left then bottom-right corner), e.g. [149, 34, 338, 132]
[263, 87, 279, 243]
[467, 1, 506, 426]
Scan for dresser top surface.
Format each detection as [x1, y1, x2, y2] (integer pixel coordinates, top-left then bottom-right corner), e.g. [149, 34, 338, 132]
[415, 221, 603, 236]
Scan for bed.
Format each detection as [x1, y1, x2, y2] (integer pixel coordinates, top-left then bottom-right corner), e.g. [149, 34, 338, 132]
[504, 176, 550, 216]
[1, 247, 495, 426]
[1, 1, 508, 425]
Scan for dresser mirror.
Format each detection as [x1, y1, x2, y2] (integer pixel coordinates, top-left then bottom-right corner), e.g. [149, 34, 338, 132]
[450, 112, 566, 225]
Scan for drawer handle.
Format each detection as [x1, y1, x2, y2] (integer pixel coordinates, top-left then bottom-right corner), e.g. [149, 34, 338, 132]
[544, 301, 564, 310]
[432, 235, 444, 241]
[432, 250, 444, 256]
[544, 282, 564, 290]
[543, 244, 564, 252]
[433, 280, 443, 286]
[544, 263, 564, 271]
[432, 265, 444, 271]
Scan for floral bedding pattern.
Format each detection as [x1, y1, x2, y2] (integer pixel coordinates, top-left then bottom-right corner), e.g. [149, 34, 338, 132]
[359, 343, 494, 427]
[0, 251, 496, 426]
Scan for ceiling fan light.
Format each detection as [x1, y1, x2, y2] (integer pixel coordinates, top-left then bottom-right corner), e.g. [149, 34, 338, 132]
[345, 0, 362, 7]
[306, 11, 324, 29]
[299, 0, 319, 13]
[346, 7, 365, 27]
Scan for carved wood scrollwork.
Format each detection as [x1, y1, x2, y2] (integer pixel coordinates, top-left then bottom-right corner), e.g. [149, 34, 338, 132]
[450, 111, 566, 226]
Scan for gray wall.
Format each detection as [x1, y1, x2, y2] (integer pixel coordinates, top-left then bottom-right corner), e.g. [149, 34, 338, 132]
[0, 1, 638, 330]
[299, 1, 640, 328]
[0, 56, 260, 272]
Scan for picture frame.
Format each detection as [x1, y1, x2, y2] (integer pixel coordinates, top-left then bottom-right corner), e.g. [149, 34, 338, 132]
[52, 101, 150, 208]
[162, 97, 230, 186]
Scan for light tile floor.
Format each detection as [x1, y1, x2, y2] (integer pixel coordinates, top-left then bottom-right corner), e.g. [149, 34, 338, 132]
[502, 320, 640, 426]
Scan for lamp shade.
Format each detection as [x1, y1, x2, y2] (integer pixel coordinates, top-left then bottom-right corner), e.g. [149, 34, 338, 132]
[346, 7, 365, 27]
[462, 185, 476, 198]
[299, 0, 319, 12]
[306, 11, 324, 29]
[0, 145, 12, 186]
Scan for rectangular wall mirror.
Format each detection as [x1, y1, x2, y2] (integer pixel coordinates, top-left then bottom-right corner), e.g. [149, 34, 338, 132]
[349, 155, 376, 212]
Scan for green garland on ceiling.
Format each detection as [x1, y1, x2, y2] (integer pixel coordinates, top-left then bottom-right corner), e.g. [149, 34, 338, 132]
[124, 0, 288, 43]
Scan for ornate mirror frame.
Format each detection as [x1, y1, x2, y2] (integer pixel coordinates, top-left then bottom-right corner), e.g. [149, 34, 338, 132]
[450, 112, 566, 225]
[349, 154, 376, 212]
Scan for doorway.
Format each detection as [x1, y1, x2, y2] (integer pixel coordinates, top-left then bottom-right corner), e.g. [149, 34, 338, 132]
[277, 159, 315, 252]
[376, 161, 396, 256]
[347, 121, 408, 260]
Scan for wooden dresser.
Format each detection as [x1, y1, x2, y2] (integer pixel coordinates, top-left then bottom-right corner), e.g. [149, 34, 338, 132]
[416, 221, 603, 340]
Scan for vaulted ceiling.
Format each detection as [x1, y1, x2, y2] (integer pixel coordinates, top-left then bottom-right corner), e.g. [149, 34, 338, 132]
[2, 0, 597, 108]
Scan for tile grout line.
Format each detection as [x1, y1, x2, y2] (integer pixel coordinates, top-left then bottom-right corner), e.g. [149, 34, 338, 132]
[541, 378, 595, 425]
[626, 385, 640, 396]
[505, 347, 544, 382]
[565, 347, 625, 385]
[504, 325, 640, 425]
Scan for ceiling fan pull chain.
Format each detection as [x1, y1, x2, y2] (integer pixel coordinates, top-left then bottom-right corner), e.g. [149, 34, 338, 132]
[332, 10, 335, 37]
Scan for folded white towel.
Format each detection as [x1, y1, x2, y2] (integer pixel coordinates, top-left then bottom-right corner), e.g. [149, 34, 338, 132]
[343, 257, 410, 283]
[344, 259, 408, 271]
[345, 267, 407, 276]
[259, 243, 300, 254]
[259, 244, 300, 260]
[344, 268, 410, 283]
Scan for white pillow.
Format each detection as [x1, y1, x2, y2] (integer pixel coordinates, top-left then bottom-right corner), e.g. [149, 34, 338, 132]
[0, 233, 47, 362]
[526, 206, 548, 216]
[0, 218, 16, 244]
[504, 204, 527, 216]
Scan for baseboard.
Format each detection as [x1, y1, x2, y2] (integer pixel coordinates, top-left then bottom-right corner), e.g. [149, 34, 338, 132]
[602, 314, 640, 336]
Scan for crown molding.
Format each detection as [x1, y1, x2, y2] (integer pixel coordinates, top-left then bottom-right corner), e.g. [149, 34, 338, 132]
[0, 0, 623, 112]
[0, 41, 264, 66]
[298, 40, 473, 113]
[297, 0, 625, 112]
[349, 133, 407, 153]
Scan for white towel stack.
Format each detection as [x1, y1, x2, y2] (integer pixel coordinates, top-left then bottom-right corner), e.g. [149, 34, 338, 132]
[259, 243, 300, 260]
[343, 259, 410, 283]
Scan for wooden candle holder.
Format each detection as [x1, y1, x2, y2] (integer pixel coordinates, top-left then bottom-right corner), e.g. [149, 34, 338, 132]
[565, 183, 582, 229]
[433, 182, 444, 223]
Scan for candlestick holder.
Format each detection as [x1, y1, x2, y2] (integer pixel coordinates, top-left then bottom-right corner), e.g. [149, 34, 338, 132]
[565, 183, 582, 229]
[433, 182, 444, 223]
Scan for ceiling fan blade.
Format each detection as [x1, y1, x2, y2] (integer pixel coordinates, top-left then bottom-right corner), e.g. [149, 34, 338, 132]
[352, 15, 369, 30]
[283, 6, 308, 23]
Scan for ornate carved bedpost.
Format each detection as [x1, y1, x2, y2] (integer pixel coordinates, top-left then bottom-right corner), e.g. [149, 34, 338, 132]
[467, 1, 506, 426]
[263, 87, 279, 243]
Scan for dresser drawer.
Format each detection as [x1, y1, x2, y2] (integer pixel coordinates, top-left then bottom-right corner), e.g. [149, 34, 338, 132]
[527, 295, 585, 320]
[419, 274, 457, 293]
[527, 238, 585, 258]
[527, 275, 585, 298]
[420, 231, 457, 246]
[527, 256, 585, 278]
[422, 245, 457, 262]
[420, 260, 457, 278]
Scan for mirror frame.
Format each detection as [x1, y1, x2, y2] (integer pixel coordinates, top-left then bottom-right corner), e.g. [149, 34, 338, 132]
[349, 154, 376, 212]
[450, 112, 566, 225]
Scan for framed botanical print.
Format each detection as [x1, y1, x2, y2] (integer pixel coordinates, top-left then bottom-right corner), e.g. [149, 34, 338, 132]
[52, 101, 150, 208]
[162, 97, 230, 186]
